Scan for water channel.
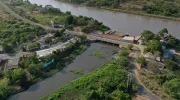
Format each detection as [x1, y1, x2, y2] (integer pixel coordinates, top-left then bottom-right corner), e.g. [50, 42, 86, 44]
[9, 0, 180, 99]
[29, 0, 180, 38]
[9, 43, 119, 100]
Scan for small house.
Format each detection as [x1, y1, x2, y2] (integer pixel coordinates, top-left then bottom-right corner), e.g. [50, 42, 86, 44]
[135, 36, 142, 44]
[6, 58, 20, 70]
[123, 36, 135, 43]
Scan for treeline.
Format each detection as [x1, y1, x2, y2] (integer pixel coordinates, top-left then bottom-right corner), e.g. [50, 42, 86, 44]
[42, 49, 137, 100]
[60, 0, 180, 17]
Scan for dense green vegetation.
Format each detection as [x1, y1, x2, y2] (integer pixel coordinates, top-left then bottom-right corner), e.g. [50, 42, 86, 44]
[0, 18, 46, 52]
[60, 0, 180, 18]
[4, 0, 109, 33]
[0, 41, 87, 100]
[141, 28, 180, 54]
[140, 28, 180, 99]
[136, 56, 146, 67]
[139, 55, 180, 99]
[41, 51, 137, 100]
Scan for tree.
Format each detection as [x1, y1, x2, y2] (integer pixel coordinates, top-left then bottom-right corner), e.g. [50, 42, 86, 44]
[164, 35, 178, 48]
[141, 30, 155, 43]
[158, 28, 168, 37]
[27, 63, 42, 75]
[136, 56, 146, 67]
[111, 90, 131, 100]
[117, 56, 129, 67]
[0, 84, 14, 100]
[145, 40, 162, 54]
[163, 78, 180, 99]
[5, 69, 27, 86]
[21, 55, 39, 68]
[120, 48, 129, 56]
[2, 43, 13, 53]
[65, 15, 74, 25]
[153, 34, 161, 41]
[164, 60, 179, 71]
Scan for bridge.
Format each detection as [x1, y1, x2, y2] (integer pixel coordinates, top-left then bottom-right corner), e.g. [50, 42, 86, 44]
[87, 34, 133, 47]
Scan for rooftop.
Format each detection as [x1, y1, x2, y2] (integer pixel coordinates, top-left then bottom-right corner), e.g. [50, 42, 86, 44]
[101, 34, 122, 40]
[6, 58, 20, 70]
[36, 38, 78, 57]
[135, 36, 141, 41]
[123, 36, 135, 41]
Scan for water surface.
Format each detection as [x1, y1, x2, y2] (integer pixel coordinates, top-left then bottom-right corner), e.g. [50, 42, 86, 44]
[9, 43, 118, 100]
[29, 0, 180, 38]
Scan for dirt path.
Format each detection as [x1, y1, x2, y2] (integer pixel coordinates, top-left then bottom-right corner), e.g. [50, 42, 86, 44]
[129, 61, 160, 100]
[129, 45, 160, 100]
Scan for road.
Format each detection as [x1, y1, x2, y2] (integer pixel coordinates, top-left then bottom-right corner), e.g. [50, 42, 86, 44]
[0, 1, 160, 99]
[129, 47, 160, 100]
[0, 0, 55, 30]
[129, 60, 160, 100]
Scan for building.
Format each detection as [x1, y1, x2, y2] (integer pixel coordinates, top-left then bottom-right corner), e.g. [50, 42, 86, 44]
[123, 36, 135, 43]
[135, 36, 142, 44]
[36, 38, 79, 57]
[162, 44, 175, 60]
[5, 58, 20, 70]
[163, 49, 175, 60]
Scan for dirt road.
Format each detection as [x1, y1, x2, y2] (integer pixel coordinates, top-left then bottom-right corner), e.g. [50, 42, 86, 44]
[0, 0, 54, 30]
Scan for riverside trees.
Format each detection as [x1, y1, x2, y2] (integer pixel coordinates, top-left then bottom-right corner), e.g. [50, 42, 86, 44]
[61, 0, 180, 18]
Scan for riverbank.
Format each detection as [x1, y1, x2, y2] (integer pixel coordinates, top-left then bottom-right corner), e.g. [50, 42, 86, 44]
[101, 7, 180, 21]
[8, 43, 119, 100]
[59, 0, 180, 21]
[40, 51, 137, 100]
[27, 0, 180, 38]
[5, 42, 88, 100]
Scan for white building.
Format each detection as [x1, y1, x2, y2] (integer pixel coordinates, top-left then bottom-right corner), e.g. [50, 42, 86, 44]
[123, 36, 135, 41]
[36, 38, 79, 57]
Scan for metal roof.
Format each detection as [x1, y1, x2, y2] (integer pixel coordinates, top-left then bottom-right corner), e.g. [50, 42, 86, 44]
[123, 36, 135, 41]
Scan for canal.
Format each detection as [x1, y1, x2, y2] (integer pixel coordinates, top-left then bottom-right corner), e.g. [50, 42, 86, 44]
[28, 0, 180, 38]
[9, 43, 119, 100]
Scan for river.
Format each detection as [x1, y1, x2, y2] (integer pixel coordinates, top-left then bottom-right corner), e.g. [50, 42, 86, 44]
[28, 0, 180, 38]
[9, 43, 119, 100]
